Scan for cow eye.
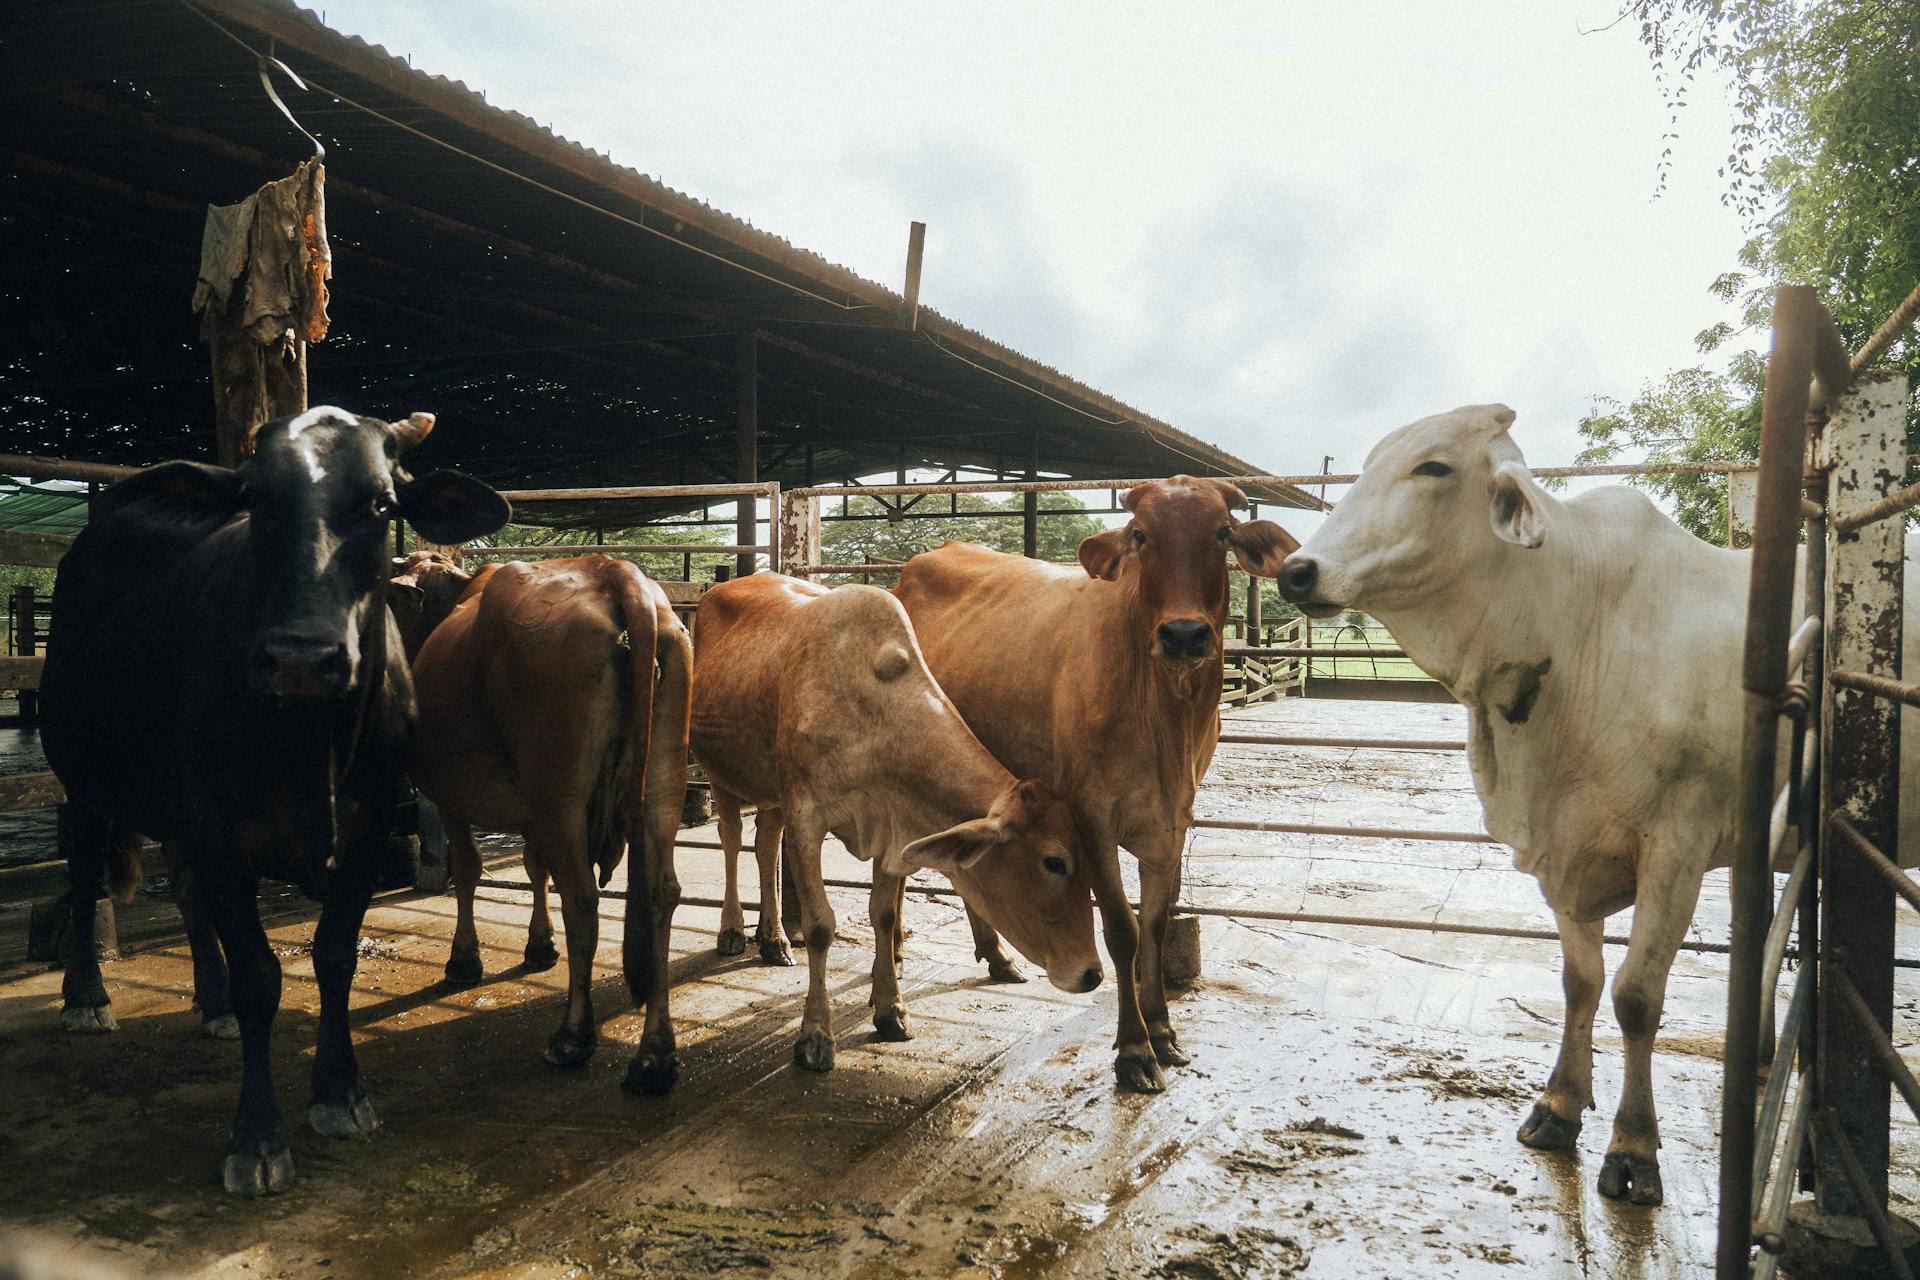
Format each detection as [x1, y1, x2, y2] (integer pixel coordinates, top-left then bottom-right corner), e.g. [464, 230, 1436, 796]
[1412, 460, 1453, 478]
[1042, 854, 1070, 877]
[1217, 525, 1234, 541]
[1130, 529, 1147, 546]
[370, 494, 397, 518]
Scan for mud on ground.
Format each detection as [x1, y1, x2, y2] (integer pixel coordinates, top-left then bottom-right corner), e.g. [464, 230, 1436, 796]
[1, 698, 1914, 1278]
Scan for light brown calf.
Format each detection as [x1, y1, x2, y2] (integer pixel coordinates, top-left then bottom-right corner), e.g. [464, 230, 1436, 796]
[690, 573, 1101, 1071]
[392, 551, 692, 1095]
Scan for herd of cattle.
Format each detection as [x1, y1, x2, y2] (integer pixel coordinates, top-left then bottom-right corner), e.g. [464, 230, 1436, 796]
[34, 401, 1908, 1210]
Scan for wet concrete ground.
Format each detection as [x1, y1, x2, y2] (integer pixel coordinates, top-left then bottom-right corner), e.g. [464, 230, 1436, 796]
[1, 697, 1915, 1278]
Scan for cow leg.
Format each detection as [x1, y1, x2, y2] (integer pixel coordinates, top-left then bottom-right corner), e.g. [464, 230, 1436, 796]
[785, 817, 838, 1072]
[781, 849, 804, 947]
[1137, 854, 1189, 1067]
[620, 769, 684, 1097]
[1597, 861, 1702, 1207]
[869, 869, 911, 1041]
[198, 858, 293, 1197]
[1092, 842, 1159, 1092]
[522, 846, 560, 972]
[536, 814, 601, 1068]
[57, 804, 117, 1033]
[964, 903, 1026, 983]
[308, 854, 380, 1141]
[1519, 909, 1604, 1151]
[169, 843, 237, 1039]
[751, 806, 792, 966]
[442, 818, 485, 987]
[714, 788, 748, 956]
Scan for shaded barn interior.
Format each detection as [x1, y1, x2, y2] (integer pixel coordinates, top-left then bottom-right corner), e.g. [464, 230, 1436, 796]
[1, 0, 1319, 529]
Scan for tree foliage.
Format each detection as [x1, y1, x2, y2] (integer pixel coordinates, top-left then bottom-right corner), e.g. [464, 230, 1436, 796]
[820, 491, 1102, 575]
[1580, 0, 1920, 539]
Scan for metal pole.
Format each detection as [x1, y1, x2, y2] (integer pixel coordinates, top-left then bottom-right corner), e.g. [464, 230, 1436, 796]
[1719, 284, 1817, 1280]
[1245, 499, 1263, 641]
[1023, 437, 1039, 559]
[735, 330, 758, 579]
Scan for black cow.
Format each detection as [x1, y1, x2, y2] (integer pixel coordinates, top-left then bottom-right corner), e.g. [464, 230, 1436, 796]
[40, 407, 508, 1197]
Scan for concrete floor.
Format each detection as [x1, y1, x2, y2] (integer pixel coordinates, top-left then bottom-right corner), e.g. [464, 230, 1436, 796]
[1, 697, 1915, 1279]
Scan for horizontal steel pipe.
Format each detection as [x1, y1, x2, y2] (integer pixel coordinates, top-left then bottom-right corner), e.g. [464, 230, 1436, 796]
[1829, 667, 1920, 710]
[1828, 813, 1920, 915]
[464, 543, 767, 557]
[801, 563, 907, 576]
[1215, 733, 1466, 751]
[1832, 966, 1920, 1127]
[1193, 816, 1496, 843]
[1233, 646, 1410, 660]
[0, 453, 139, 483]
[496, 482, 778, 502]
[1833, 478, 1920, 536]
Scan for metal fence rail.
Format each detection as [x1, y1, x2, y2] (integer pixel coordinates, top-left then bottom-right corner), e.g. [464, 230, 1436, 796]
[1719, 280, 1920, 1280]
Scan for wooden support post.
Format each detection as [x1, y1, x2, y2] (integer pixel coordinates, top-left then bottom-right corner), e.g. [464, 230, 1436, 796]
[1816, 370, 1905, 1215]
[902, 221, 926, 330]
[735, 330, 758, 579]
[1023, 439, 1039, 560]
[1245, 499, 1263, 642]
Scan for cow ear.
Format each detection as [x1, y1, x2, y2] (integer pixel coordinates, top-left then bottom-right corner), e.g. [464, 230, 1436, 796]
[397, 469, 511, 545]
[1489, 461, 1549, 548]
[891, 816, 1006, 876]
[98, 460, 246, 524]
[1226, 519, 1300, 578]
[1077, 527, 1134, 580]
[385, 580, 425, 611]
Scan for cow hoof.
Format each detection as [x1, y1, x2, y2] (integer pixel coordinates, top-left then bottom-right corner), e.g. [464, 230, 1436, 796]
[443, 948, 484, 988]
[794, 1033, 835, 1073]
[309, 1090, 379, 1139]
[1597, 1152, 1663, 1206]
[223, 1140, 296, 1198]
[873, 1009, 912, 1042]
[1150, 1033, 1190, 1068]
[622, 1047, 678, 1096]
[522, 936, 560, 972]
[716, 927, 748, 957]
[544, 1027, 597, 1069]
[985, 958, 1027, 984]
[202, 1013, 241, 1041]
[758, 937, 795, 967]
[61, 1003, 117, 1034]
[1518, 1101, 1582, 1150]
[1115, 1053, 1166, 1094]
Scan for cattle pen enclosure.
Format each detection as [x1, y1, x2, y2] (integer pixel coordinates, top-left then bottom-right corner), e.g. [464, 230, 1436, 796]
[0, 434, 1916, 1278]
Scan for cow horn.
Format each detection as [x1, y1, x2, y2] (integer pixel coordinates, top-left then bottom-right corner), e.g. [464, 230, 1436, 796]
[391, 411, 436, 452]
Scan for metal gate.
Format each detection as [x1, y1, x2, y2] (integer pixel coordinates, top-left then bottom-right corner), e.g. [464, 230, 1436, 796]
[1721, 281, 1920, 1279]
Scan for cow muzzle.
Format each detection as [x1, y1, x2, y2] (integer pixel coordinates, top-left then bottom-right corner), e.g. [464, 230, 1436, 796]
[1277, 555, 1342, 619]
[254, 629, 352, 700]
[1050, 962, 1103, 994]
[1154, 618, 1214, 661]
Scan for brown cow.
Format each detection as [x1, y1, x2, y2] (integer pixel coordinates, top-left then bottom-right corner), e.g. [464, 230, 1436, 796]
[895, 478, 1298, 1092]
[391, 551, 692, 1094]
[691, 572, 1102, 1071]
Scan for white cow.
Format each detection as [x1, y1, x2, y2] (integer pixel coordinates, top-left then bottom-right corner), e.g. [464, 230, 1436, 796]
[1275, 403, 1914, 1206]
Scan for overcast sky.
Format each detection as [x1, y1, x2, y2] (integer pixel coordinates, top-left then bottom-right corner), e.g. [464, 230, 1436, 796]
[318, 1, 1750, 500]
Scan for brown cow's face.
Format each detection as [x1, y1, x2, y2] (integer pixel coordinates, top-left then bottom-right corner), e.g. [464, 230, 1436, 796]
[1077, 477, 1298, 664]
[387, 550, 474, 662]
[896, 779, 1102, 993]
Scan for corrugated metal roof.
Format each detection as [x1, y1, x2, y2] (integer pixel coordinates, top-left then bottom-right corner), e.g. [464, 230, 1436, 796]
[0, 486, 88, 536]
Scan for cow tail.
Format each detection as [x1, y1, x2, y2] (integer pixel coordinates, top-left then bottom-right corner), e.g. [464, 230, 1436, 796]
[613, 563, 661, 883]
[107, 823, 143, 904]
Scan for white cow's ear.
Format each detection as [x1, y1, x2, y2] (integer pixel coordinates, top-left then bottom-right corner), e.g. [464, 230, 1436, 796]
[894, 817, 1006, 875]
[1489, 461, 1549, 549]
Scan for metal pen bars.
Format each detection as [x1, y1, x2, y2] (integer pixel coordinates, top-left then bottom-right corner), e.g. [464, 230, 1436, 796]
[1720, 282, 1920, 1280]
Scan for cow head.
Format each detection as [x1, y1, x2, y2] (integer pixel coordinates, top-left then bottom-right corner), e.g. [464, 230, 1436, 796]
[146, 408, 508, 701]
[1276, 403, 1547, 619]
[887, 778, 1103, 993]
[387, 550, 476, 662]
[1077, 477, 1298, 663]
